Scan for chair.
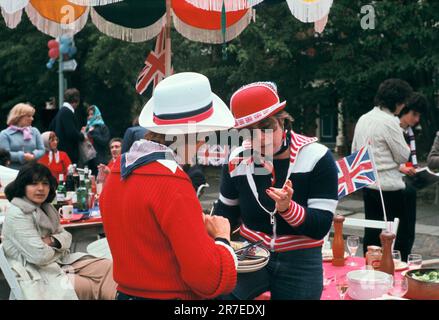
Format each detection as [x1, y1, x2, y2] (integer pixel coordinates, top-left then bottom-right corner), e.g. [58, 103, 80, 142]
[197, 183, 210, 199]
[343, 217, 400, 236]
[323, 217, 400, 250]
[0, 243, 24, 300]
[86, 238, 112, 260]
[422, 258, 439, 268]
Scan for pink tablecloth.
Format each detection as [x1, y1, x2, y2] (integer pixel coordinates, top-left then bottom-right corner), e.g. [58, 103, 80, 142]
[321, 256, 405, 300]
[254, 256, 406, 300]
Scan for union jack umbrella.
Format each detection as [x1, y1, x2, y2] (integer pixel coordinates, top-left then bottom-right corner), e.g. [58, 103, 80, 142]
[336, 146, 376, 199]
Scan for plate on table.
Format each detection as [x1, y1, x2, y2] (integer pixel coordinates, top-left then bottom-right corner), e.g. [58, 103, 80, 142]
[322, 249, 349, 262]
[231, 241, 270, 267]
[60, 213, 84, 224]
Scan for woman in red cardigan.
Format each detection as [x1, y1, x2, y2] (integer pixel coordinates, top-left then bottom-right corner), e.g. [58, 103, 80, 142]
[100, 72, 237, 300]
[38, 131, 71, 182]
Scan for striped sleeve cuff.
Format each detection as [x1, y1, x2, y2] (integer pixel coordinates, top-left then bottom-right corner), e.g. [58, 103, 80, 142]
[215, 240, 238, 270]
[278, 201, 306, 227]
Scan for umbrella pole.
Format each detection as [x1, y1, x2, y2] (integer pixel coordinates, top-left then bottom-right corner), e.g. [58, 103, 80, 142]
[165, 0, 172, 77]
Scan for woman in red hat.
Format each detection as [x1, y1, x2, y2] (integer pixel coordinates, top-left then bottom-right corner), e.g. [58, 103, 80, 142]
[214, 82, 339, 300]
[99, 72, 237, 300]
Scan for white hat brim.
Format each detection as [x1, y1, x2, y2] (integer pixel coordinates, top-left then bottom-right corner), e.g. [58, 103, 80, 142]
[139, 93, 235, 134]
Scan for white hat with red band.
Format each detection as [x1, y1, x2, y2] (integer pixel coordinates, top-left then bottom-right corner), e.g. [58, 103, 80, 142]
[230, 82, 286, 129]
[139, 72, 235, 134]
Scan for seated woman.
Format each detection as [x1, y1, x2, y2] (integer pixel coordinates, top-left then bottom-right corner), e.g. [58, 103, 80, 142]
[38, 131, 72, 182]
[0, 103, 45, 170]
[1, 162, 117, 300]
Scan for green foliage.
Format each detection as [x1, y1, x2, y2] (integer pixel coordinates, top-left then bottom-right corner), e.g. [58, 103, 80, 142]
[0, 0, 438, 157]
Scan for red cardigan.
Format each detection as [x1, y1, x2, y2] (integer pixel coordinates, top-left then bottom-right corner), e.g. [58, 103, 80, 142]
[38, 151, 71, 181]
[100, 157, 237, 300]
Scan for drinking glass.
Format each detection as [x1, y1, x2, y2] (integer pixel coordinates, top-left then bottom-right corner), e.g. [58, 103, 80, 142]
[407, 254, 422, 270]
[388, 276, 408, 298]
[335, 273, 349, 300]
[346, 235, 360, 266]
[392, 250, 402, 268]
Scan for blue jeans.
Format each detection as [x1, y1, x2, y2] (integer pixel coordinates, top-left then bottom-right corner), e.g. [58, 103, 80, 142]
[220, 246, 323, 300]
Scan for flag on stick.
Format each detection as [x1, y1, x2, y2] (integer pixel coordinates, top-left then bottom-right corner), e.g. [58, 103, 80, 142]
[336, 145, 376, 199]
[136, 27, 166, 95]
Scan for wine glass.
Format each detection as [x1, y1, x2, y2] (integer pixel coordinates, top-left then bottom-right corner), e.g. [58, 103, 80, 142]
[335, 273, 349, 300]
[392, 250, 402, 268]
[346, 235, 360, 266]
[388, 276, 408, 298]
[407, 254, 422, 270]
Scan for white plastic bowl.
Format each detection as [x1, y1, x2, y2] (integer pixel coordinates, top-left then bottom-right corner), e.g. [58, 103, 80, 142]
[347, 270, 393, 300]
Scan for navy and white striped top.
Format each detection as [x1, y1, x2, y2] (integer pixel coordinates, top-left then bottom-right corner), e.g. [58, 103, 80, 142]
[214, 132, 339, 252]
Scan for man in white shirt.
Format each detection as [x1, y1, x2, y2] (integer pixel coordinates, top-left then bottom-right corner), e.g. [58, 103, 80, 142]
[352, 79, 413, 256]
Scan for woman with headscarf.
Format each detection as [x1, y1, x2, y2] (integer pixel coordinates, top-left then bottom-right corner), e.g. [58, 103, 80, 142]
[85, 105, 110, 174]
[0, 103, 45, 170]
[38, 131, 72, 182]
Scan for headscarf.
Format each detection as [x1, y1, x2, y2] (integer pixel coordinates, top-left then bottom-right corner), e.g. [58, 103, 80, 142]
[86, 105, 105, 133]
[8, 125, 33, 141]
[42, 131, 60, 164]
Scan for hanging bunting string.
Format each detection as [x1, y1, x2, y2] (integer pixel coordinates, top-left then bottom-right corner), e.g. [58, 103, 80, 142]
[185, 0, 264, 12]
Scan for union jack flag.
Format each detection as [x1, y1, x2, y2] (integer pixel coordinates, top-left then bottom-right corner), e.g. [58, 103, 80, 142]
[136, 27, 166, 95]
[336, 146, 376, 199]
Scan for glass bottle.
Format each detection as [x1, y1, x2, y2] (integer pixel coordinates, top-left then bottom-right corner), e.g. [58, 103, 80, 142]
[332, 215, 345, 266]
[56, 174, 67, 207]
[76, 174, 89, 212]
[65, 165, 75, 192]
[378, 231, 396, 275]
[72, 164, 80, 190]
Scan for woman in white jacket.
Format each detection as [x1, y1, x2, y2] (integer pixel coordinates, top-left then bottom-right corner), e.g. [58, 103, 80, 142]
[352, 78, 412, 256]
[1, 162, 116, 299]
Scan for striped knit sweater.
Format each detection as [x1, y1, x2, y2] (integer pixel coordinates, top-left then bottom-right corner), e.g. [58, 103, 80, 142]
[100, 155, 237, 300]
[215, 131, 338, 252]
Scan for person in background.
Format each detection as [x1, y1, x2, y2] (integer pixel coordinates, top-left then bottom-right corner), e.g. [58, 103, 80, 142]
[121, 116, 148, 154]
[352, 78, 412, 257]
[50, 88, 84, 164]
[97, 138, 122, 178]
[0, 103, 45, 169]
[398, 92, 428, 261]
[2, 162, 117, 299]
[214, 82, 338, 300]
[0, 148, 11, 167]
[100, 72, 237, 300]
[38, 131, 72, 182]
[85, 105, 111, 175]
[427, 132, 439, 170]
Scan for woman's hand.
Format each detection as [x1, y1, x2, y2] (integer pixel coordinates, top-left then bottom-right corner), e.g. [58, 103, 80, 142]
[41, 236, 53, 246]
[266, 179, 294, 213]
[23, 153, 35, 161]
[400, 165, 417, 176]
[98, 163, 110, 175]
[204, 215, 231, 241]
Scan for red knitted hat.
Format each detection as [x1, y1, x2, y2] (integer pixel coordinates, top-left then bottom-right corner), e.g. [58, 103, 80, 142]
[230, 82, 286, 129]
